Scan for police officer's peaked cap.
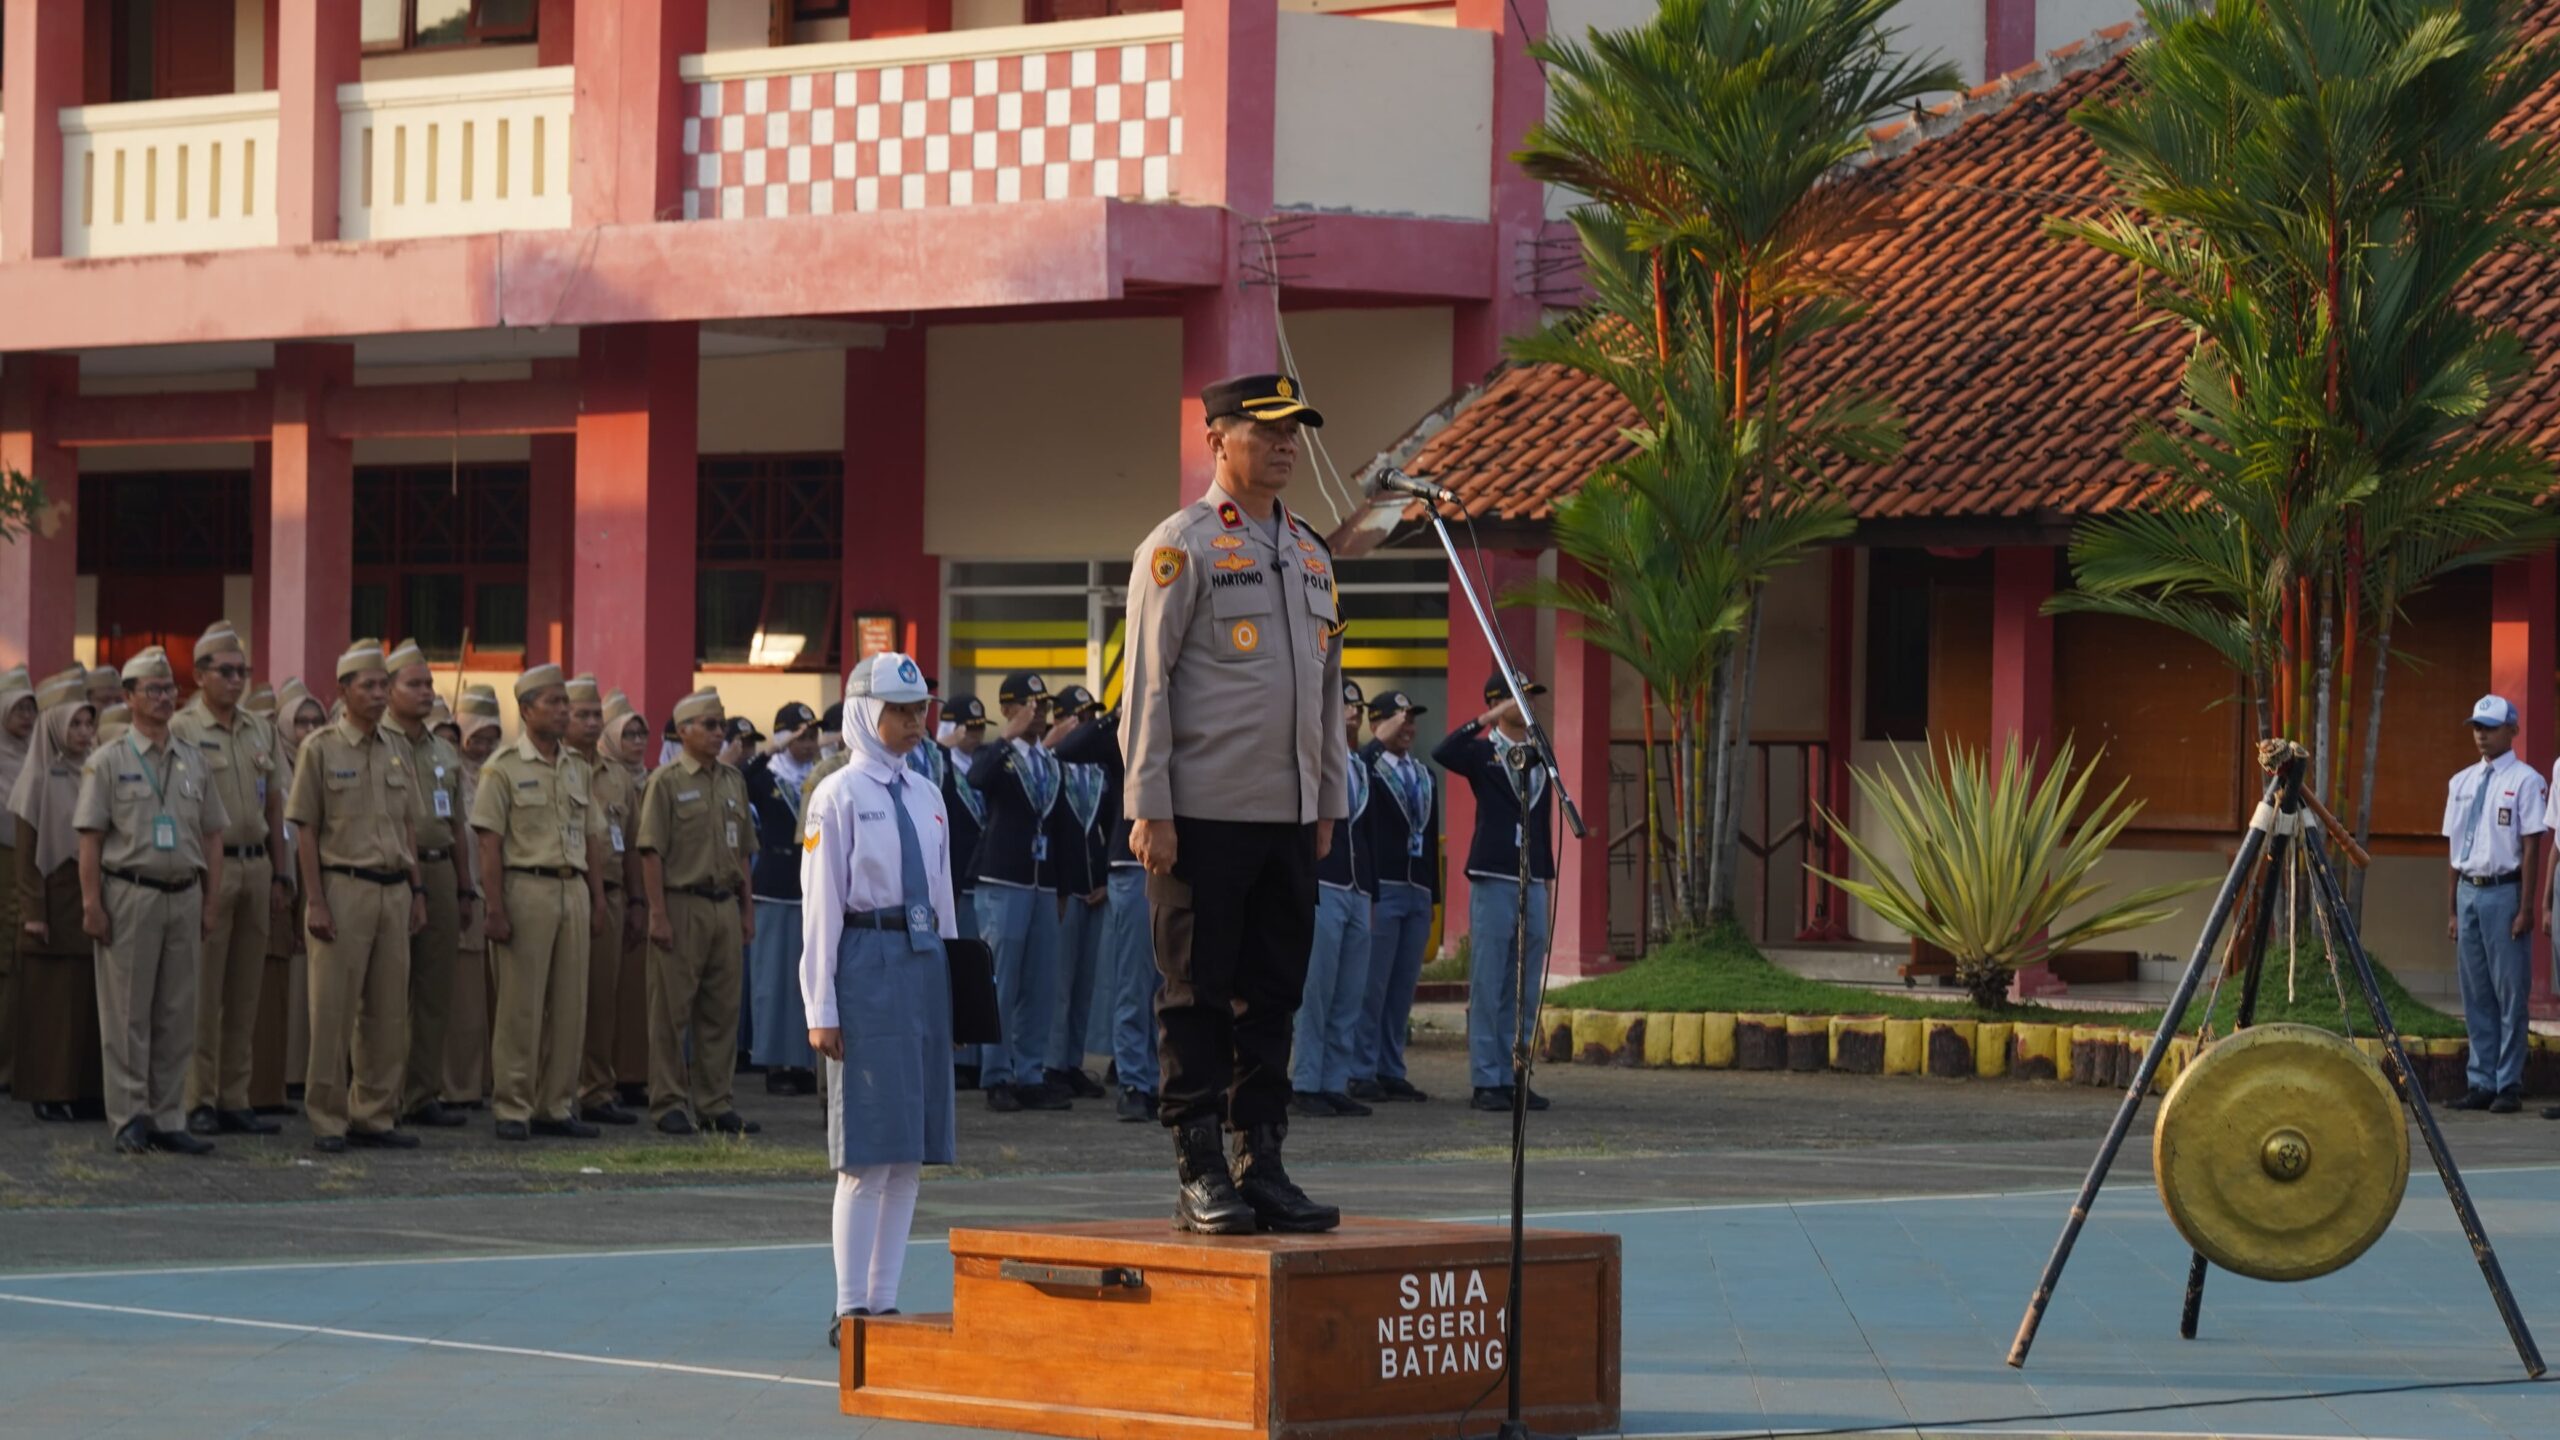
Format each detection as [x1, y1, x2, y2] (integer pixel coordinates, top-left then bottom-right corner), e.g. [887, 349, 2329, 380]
[1340, 679, 1365, 708]
[1202, 373, 1325, 429]
[1054, 684, 1101, 716]
[1366, 690, 1427, 720]
[1483, 671, 1548, 704]
[998, 672, 1049, 705]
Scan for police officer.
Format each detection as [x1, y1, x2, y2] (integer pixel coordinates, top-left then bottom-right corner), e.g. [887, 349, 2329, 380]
[1293, 680, 1375, 1119]
[1043, 684, 1112, 1098]
[171, 623, 286, 1136]
[1123, 372, 1347, 1234]
[638, 690, 759, 1135]
[968, 673, 1070, 1113]
[473, 665, 610, 1142]
[78, 647, 227, 1156]
[1355, 689, 1437, 1104]
[384, 639, 476, 1130]
[1436, 672, 1557, 1114]
[289, 641, 428, 1153]
[566, 675, 644, 1127]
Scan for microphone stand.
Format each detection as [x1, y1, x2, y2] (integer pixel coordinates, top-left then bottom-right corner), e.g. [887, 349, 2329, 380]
[1422, 499, 1588, 1440]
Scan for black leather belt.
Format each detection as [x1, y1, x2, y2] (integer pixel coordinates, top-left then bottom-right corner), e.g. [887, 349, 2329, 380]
[842, 907, 915, 930]
[223, 843, 268, 860]
[322, 864, 409, 886]
[2460, 870, 2521, 888]
[417, 847, 454, 864]
[106, 868, 197, 894]
[506, 865, 583, 880]
[674, 884, 737, 903]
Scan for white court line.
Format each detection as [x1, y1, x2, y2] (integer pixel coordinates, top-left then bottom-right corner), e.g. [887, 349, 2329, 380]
[0, 1290, 835, 1390]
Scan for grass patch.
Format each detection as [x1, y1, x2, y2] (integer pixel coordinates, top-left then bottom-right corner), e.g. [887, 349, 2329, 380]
[1549, 926, 2464, 1037]
[1419, 949, 1470, 984]
[48, 1144, 116, 1186]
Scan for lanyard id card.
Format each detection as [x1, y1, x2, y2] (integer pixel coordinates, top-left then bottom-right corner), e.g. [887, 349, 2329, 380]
[153, 815, 179, 852]
[132, 737, 179, 852]
[725, 820, 739, 850]
[434, 788, 453, 819]
[610, 822, 627, 854]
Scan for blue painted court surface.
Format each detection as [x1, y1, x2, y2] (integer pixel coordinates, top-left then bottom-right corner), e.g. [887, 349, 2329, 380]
[2, 1165, 2553, 1439]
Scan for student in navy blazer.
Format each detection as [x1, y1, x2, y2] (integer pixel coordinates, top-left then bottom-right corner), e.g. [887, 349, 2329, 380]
[1355, 689, 1439, 1103]
[1433, 672, 1556, 1112]
[967, 672, 1070, 1112]
[1040, 685, 1114, 1100]
[1047, 703, 1161, 1122]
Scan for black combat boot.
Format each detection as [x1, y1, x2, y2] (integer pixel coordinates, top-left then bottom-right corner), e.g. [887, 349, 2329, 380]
[1172, 1117, 1257, 1235]
[1232, 1121, 1340, 1233]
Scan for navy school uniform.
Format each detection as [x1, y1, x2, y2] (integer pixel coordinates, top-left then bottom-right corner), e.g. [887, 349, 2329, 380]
[1360, 739, 1441, 1085]
[742, 752, 817, 1070]
[1053, 714, 1159, 1097]
[1295, 750, 1376, 1095]
[1433, 720, 1554, 1090]
[1046, 744, 1113, 1073]
[966, 739, 1063, 1088]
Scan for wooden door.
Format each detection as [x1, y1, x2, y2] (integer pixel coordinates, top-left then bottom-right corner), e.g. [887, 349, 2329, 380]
[154, 0, 237, 101]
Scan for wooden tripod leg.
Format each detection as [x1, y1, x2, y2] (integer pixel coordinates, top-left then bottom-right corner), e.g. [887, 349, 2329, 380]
[2180, 830, 2292, 1341]
[2299, 833, 2547, 1379]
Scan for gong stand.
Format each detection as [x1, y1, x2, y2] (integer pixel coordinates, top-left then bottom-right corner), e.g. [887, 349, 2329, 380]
[2005, 742, 2546, 1378]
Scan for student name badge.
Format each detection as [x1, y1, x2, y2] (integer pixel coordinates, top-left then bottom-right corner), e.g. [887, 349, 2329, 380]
[434, 788, 453, 819]
[1409, 834, 1425, 858]
[153, 815, 179, 852]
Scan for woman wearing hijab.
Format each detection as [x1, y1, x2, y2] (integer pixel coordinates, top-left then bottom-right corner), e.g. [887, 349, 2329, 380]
[11, 673, 103, 1121]
[442, 684, 505, 1110]
[271, 681, 326, 1098]
[802, 653, 958, 1348]
[745, 703, 823, 1095]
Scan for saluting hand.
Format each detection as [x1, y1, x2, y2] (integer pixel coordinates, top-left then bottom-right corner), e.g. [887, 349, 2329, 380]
[809, 1026, 844, 1062]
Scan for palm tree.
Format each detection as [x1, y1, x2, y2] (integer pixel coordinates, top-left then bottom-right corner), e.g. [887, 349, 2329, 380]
[2049, 0, 2560, 898]
[1512, 0, 1957, 930]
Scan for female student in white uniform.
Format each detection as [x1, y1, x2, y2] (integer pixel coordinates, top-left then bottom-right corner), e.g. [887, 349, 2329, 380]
[800, 651, 959, 1348]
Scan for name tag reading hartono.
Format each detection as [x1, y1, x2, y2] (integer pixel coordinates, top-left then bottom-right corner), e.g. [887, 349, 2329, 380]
[1378, 1267, 1504, 1380]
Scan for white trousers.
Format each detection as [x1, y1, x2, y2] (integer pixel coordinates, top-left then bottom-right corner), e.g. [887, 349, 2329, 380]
[833, 1162, 922, 1314]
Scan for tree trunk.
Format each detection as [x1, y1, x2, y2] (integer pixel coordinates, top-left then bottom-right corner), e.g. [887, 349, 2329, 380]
[1700, 651, 1732, 930]
[2348, 604, 2393, 921]
[1640, 684, 1667, 950]
[1711, 595, 1766, 923]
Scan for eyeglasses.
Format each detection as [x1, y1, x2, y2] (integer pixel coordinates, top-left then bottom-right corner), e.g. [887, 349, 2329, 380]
[206, 664, 249, 681]
[137, 683, 179, 700]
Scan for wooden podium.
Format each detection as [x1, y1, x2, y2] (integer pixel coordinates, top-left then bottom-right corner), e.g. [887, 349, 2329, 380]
[839, 1217, 1622, 1440]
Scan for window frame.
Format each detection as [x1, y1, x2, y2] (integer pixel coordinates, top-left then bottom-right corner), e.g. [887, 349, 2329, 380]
[362, 0, 541, 57]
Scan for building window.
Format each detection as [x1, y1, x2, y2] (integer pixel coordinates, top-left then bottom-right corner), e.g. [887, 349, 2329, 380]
[696, 455, 843, 670]
[362, 0, 539, 55]
[793, 0, 852, 17]
[1862, 549, 1935, 742]
[351, 464, 531, 662]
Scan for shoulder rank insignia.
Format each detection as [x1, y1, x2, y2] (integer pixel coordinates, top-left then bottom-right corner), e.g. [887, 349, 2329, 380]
[1216, 501, 1243, 530]
[1150, 547, 1187, 588]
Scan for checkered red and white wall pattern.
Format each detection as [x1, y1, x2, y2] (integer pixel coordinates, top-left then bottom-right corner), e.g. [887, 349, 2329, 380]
[682, 41, 1183, 219]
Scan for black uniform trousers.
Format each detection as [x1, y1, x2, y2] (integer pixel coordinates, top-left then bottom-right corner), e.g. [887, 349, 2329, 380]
[1149, 816, 1317, 1130]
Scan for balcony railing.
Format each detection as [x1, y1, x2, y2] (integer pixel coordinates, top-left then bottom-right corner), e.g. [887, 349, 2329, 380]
[676, 13, 1184, 220]
[339, 67, 576, 241]
[61, 92, 280, 258]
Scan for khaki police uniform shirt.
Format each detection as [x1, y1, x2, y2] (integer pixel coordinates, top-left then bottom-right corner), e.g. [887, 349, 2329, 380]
[75, 729, 234, 883]
[392, 719, 468, 856]
[636, 753, 754, 890]
[471, 732, 605, 872]
[284, 717, 420, 872]
[1122, 485, 1349, 825]
[170, 696, 277, 851]
[583, 749, 637, 887]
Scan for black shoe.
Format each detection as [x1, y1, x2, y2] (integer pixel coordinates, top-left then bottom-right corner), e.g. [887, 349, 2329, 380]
[765, 1070, 796, 1095]
[1378, 1076, 1429, 1103]
[1232, 1122, 1340, 1233]
[348, 1125, 420, 1149]
[1524, 1087, 1550, 1112]
[217, 1108, 283, 1135]
[494, 1120, 530, 1142]
[113, 1119, 153, 1155]
[1345, 1079, 1385, 1102]
[828, 1308, 871, 1350]
[1015, 1083, 1072, 1112]
[984, 1084, 1023, 1113]
[618, 1081, 649, 1109]
[186, 1105, 219, 1136]
[1470, 1086, 1512, 1112]
[533, 1116, 601, 1139]
[148, 1127, 216, 1156]
[1323, 1091, 1374, 1118]
[706, 1111, 761, 1136]
[954, 1063, 981, 1092]
[404, 1100, 467, 1129]
[32, 1101, 76, 1123]
[1292, 1089, 1341, 1119]
[581, 1102, 639, 1127]
[2544, 1105, 2560, 1120]
[1046, 1066, 1106, 1100]
[795, 1068, 821, 1096]
[313, 1134, 348, 1154]
[1116, 1086, 1155, 1123]
[1172, 1118, 1257, 1235]
[2490, 1089, 2523, 1114]
[656, 1110, 697, 1136]
[2451, 1087, 2497, 1111]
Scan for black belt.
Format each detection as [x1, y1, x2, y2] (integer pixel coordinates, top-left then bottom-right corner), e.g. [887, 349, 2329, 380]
[2460, 870, 2521, 888]
[223, 843, 268, 860]
[842, 907, 915, 930]
[321, 864, 410, 887]
[417, 847, 454, 864]
[673, 884, 737, 903]
[506, 865, 583, 880]
[105, 868, 198, 895]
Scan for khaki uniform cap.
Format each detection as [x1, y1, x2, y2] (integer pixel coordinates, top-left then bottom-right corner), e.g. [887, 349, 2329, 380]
[192, 622, 247, 664]
[515, 664, 567, 702]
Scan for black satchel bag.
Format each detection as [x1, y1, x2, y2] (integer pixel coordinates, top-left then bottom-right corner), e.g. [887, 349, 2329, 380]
[945, 937, 1003, 1046]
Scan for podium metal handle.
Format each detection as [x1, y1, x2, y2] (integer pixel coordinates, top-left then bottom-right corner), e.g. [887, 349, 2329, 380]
[999, 1260, 1145, 1291]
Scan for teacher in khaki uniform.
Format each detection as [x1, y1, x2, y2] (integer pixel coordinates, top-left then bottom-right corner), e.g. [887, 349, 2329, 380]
[288, 641, 428, 1153]
[638, 690, 760, 1135]
[568, 675, 645, 1127]
[385, 639, 477, 1130]
[76, 647, 227, 1156]
[473, 665, 610, 1142]
[173, 622, 287, 1138]
[1122, 373, 1348, 1235]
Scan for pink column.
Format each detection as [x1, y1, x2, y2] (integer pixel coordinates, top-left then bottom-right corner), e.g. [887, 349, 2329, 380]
[0, 355, 80, 674]
[525, 359, 577, 667]
[1548, 556, 1615, 977]
[2490, 549, 2559, 1018]
[844, 329, 941, 677]
[573, 0, 706, 229]
[274, 0, 361, 245]
[1, 0, 83, 261]
[574, 323, 698, 733]
[1176, 0, 1281, 503]
[1985, 0, 2037, 78]
[1440, 550, 1542, 955]
[1451, 0, 1550, 385]
[266, 344, 356, 696]
[1992, 544, 2064, 998]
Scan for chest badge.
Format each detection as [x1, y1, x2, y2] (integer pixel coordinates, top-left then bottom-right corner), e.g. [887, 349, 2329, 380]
[1150, 547, 1187, 588]
[1213, 553, 1255, 572]
[1216, 501, 1243, 530]
[1231, 620, 1261, 653]
[1210, 535, 1245, 550]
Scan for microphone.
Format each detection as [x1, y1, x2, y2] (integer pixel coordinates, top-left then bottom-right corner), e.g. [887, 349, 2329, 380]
[1371, 467, 1460, 507]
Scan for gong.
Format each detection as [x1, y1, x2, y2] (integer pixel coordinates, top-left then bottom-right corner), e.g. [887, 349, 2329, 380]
[2153, 1022, 2409, 1283]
